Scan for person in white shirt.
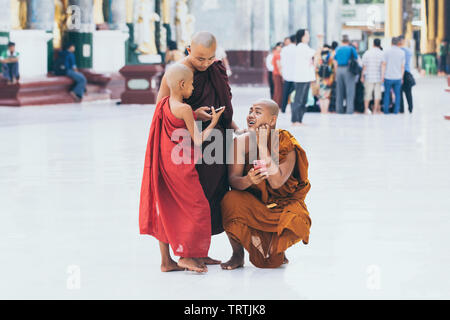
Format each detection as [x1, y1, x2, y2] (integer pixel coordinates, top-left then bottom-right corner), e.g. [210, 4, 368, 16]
[361, 38, 384, 114]
[265, 47, 275, 99]
[292, 29, 317, 125]
[280, 34, 297, 113]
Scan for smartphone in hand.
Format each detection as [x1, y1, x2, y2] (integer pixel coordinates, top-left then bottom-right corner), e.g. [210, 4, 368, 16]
[253, 160, 267, 171]
[207, 106, 225, 114]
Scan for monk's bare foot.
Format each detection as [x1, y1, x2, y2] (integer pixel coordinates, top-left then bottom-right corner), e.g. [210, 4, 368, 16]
[283, 256, 289, 264]
[221, 253, 244, 270]
[161, 259, 186, 272]
[201, 257, 222, 265]
[178, 258, 208, 273]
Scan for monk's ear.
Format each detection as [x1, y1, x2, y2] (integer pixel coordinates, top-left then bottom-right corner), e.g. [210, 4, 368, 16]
[270, 115, 278, 127]
[179, 79, 186, 90]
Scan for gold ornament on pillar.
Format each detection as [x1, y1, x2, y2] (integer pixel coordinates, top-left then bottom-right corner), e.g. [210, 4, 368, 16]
[162, 0, 170, 24]
[126, 0, 134, 24]
[11, 0, 27, 30]
[54, 0, 68, 49]
[436, 0, 445, 49]
[384, 0, 402, 39]
[425, 0, 436, 53]
[134, 0, 159, 55]
[176, 0, 195, 50]
[94, 0, 105, 26]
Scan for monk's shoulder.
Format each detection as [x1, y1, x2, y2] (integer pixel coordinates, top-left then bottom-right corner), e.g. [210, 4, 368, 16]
[209, 60, 227, 76]
[171, 101, 192, 117]
[277, 129, 298, 156]
[179, 58, 195, 72]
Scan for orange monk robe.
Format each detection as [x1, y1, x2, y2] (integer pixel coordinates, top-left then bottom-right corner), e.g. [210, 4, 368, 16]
[221, 129, 311, 268]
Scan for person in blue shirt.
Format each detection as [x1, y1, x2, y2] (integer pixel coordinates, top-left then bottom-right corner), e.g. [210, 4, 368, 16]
[56, 43, 87, 101]
[333, 35, 359, 114]
[398, 36, 415, 113]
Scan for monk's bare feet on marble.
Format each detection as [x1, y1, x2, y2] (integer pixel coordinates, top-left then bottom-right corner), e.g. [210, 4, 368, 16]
[201, 257, 222, 265]
[283, 256, 289, 264]
[161, 258, 186, 272]
[221, 253, 244, 270]
[178, 258, 208, 273]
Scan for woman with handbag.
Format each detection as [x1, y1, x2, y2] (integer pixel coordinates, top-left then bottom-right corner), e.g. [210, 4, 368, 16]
[399, 36, 415, 113]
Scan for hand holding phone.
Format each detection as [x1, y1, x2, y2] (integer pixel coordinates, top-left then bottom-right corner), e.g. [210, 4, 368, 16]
[253, 160, 267, 172]
[210, 106, 225, 125]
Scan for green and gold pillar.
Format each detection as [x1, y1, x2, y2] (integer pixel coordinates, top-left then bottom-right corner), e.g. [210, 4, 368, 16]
[67, 0, 94, 69]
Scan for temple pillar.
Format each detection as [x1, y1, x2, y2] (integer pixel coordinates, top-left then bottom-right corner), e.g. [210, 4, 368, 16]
[385, 0, 403, 42]
[67, 0, 95, 69]
[92, 0, 129, 72]
[0, 0, 11, 56]
[161, 0, 171, 46]
[426, 0, 437, 53]
[436, 0, 445, 47]
[26, 0, 55, 73]
[109, 0, 128, 31]
[8, 0, 54, 77]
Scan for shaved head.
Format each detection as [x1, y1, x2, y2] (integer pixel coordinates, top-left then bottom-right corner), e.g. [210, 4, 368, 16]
[165, 63, 193, 91]
[254, 99, 280, 116]
[191, 31, 217, 49]
[186, 32, 217, 72]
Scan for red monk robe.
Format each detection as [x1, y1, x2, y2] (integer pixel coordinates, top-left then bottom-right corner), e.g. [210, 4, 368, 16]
[139, 96, 211, 258]
[184, 60, 234, 235]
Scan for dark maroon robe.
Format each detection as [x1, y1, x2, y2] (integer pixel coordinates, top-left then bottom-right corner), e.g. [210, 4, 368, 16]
[184, 60, 234, 235]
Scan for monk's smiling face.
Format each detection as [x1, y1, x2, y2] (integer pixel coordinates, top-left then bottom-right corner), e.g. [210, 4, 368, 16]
[247, 100, 279, 129]
[187, 43, 217, 72]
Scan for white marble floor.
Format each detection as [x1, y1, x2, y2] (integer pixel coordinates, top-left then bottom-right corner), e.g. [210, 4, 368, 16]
[0, 77, 449, 299]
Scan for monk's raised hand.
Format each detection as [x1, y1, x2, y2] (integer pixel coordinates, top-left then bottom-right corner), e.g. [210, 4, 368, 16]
[247, 168, 268, 185]
[194, 106, 212, 121]
[255, 124, 270, 147]
[210, 106, 225, 125]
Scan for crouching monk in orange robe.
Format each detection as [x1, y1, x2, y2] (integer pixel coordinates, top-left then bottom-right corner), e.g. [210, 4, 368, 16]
[221, 99, 311, 269]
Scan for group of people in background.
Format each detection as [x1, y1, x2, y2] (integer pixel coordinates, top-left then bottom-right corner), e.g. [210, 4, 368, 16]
[266, 30, 421, 125]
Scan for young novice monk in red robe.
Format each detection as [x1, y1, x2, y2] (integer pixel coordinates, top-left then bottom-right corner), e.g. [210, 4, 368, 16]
[139, 63, 225, 273]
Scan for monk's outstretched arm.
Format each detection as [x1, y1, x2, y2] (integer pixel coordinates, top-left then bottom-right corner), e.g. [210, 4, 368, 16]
[181, 104, 223, 146]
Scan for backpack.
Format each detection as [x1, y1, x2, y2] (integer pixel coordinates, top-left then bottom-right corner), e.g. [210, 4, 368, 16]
[318, 63, 332, 79]
[53, 51, 67, 76]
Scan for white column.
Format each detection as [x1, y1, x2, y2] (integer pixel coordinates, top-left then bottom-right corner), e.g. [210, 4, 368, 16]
[0, 0, 11, 51]
[26, 0, 55, 31]
[92, 0, 129, 72]
[110, 0, 128, 31]
[9, 0, 54, 78]
[0, 0, 11, 32]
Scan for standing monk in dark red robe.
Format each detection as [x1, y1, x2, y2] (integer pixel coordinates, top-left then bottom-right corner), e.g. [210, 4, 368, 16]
[139, 64, 225, 272]
[156, 32, 241, 266]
